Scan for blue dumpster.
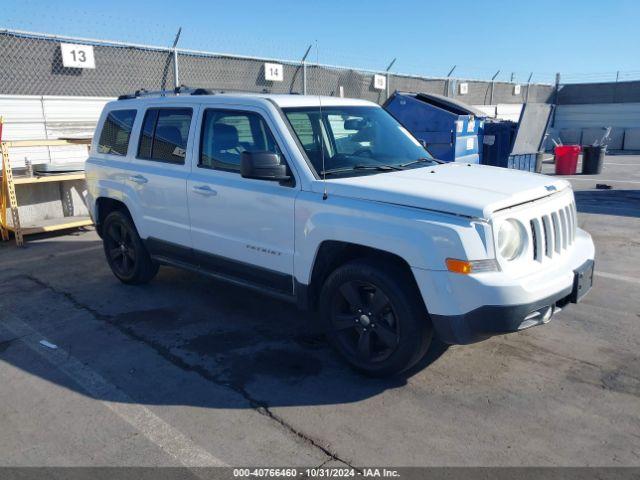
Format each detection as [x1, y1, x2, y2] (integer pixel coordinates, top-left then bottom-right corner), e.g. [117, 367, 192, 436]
[482, 103, 553, 172]
[482, 121, 517, 167]
[384, 92, 486, 163]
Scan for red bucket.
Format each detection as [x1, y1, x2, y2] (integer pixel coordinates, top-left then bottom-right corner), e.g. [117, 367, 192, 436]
[554, 145, 581, 175]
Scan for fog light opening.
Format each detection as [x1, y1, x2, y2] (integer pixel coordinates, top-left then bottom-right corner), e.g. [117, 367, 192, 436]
[519, 306, 554, 330]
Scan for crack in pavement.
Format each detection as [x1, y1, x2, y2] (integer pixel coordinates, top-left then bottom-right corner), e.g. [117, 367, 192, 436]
[21, 273, 357, 469]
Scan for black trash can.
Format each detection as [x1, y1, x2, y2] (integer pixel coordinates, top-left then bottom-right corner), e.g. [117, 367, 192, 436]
[582, 145, 605, 175]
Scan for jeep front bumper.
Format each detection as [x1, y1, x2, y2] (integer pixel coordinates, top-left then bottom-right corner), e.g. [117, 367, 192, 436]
[412, 228, 595, 345]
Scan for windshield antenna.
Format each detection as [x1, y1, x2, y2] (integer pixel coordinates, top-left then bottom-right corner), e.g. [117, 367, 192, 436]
[316, 40, 328, 201]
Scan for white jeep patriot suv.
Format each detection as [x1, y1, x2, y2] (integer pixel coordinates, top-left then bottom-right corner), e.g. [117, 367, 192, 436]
[86, 88, 595, 376]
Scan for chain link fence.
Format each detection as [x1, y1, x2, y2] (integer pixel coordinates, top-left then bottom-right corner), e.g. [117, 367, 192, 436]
[0, 29, 555, 105]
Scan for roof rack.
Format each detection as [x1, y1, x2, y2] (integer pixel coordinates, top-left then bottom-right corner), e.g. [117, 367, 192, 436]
[117, 85, 214, 100]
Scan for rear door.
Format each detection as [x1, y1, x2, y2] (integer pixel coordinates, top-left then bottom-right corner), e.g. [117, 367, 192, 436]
[187, 106, 297, 295]
[127, 105, 197, 254]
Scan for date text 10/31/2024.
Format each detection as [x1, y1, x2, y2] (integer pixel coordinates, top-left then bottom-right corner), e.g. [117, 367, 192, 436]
[233, 468, 400, 478]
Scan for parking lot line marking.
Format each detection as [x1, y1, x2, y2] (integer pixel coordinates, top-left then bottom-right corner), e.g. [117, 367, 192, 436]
[1, 245, 102, 269]
[595, 271, 640, 285]
[2, 316, 227, 468]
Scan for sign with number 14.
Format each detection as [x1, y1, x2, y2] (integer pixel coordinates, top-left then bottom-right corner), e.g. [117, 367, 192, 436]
[264, 63, 283, 82]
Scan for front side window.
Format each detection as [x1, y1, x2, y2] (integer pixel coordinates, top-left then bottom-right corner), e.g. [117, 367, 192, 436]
[137, 108, 192, 164]
[98, 109, 137, 156]
[199, 109, 281, 172]
[283, 106, 436, 177]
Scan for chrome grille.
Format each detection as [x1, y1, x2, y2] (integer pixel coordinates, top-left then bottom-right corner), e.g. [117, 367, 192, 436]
[530, 199, 577, 261]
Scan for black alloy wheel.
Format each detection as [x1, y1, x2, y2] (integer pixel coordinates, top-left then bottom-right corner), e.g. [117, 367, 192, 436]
[105, 220, 136, 277]
[102, 211, 158, 284]
[320, 259, 432, 377]
[331, 280, 400, 363]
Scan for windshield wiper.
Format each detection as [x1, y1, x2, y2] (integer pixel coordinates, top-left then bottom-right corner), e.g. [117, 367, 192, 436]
[320, 164, 404, 176]
[400, 157, 442, 168]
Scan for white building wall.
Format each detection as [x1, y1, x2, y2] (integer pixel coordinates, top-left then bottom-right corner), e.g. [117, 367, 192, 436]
[0, 95, 113, 167]
[472, 104, 523, 122]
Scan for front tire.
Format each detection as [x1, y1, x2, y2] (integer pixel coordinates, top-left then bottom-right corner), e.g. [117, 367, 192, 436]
[319, 259, 432, 377]
[102, 211, 158, 284]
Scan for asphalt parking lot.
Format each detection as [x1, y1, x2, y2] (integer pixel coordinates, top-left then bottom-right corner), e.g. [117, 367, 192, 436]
[0, 155, 638, 467]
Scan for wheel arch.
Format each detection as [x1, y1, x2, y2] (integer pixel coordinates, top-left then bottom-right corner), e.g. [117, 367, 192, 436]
[95, 197, 132, 237]
[301, 240, 424, 312]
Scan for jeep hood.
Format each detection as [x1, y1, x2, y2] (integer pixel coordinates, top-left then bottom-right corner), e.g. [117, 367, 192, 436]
[313, 163, 570, 219]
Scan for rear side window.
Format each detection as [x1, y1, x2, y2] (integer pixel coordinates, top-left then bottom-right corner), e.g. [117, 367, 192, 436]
[137, 108, 192, 164]
[199, 109, 281, 172]
[98, 109, 137, 156]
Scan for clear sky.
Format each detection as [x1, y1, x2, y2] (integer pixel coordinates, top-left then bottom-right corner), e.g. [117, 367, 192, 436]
[3, 0, 638, 83]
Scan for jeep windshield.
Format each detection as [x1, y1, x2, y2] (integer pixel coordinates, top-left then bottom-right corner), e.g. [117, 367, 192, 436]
[283, 106, 438, 178]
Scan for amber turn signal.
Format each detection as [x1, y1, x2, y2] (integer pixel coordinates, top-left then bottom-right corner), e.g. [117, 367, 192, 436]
[445, 258, 473, 274]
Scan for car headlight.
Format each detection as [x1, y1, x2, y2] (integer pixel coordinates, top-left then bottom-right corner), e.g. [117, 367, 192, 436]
[498, 219, 526, 261]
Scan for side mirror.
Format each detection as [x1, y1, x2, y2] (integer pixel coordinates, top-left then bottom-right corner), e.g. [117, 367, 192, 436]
[240, 151, 290, 182]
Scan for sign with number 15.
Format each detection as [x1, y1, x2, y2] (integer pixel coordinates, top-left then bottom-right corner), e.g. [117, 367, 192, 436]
[60, 43, 96, 69]
[373, 74, 386, 91]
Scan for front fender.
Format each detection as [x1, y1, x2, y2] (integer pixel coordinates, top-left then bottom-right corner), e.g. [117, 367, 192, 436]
[294, 191, 492, 284]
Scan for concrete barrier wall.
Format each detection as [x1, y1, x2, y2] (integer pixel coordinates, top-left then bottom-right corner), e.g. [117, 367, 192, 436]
[552, 102, 640, 150]
[623, 128, 640, 150]
[12, 180, 89, 225]
[558, 81, 640, 105]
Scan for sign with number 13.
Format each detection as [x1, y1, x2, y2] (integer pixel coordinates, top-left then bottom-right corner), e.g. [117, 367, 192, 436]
[60, 43, 96, 69]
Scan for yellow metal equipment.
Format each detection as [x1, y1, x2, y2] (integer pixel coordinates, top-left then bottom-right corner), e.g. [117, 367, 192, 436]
[1, 138, 93, 247]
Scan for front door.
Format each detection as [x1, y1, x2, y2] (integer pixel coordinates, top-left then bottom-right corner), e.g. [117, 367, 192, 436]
[187, 107, 297, 294]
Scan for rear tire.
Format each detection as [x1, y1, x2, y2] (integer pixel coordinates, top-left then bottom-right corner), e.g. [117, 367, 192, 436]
[319, 258, 432, 377]
[102, 211, 158, 284]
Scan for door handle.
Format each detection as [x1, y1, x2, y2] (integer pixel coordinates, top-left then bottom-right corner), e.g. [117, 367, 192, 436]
[129, 174, 148, 184]
[192, 185, 218, 197]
